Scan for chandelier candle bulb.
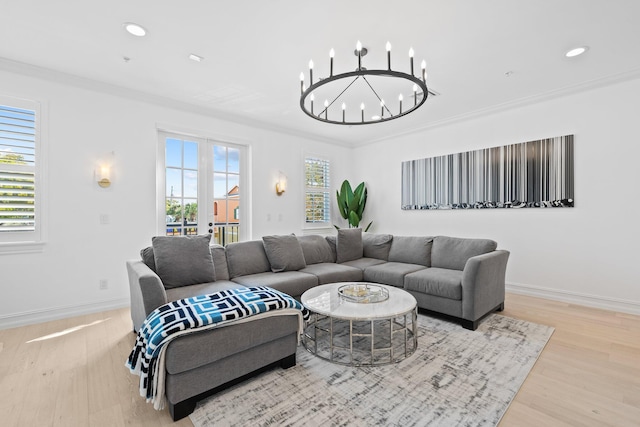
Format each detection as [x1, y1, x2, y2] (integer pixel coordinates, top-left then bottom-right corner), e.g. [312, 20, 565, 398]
[380, 100, 385, 117]
[399, 93, 403, 114]
[309, 60, 314, 85]
[342, 103, 346, 122]
[330, 48, 335, 76]
[409, 47, 415, 76]
[310, 93, 314, 114]
[356, 40, 362, 70]
[361, 102, 365, 122]
[386, 41, 392, 70]
[324, 100, 329, 119]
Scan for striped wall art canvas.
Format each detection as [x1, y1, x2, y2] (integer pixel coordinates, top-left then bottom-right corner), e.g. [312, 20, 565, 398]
[401, 135, 574, 210]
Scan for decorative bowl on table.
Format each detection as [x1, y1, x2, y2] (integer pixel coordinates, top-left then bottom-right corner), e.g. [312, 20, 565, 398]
[338, 283, 389, 304]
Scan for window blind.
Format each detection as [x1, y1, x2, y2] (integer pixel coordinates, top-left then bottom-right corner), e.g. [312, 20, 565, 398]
[0, 105, 36, 232]
[305, 157, 330, 223]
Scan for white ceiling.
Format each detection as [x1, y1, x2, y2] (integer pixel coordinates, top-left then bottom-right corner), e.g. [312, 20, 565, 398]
[2, 0, 640, 147]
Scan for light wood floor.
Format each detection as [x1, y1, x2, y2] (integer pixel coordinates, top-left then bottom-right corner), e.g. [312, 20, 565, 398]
[0, 293, 638, 426]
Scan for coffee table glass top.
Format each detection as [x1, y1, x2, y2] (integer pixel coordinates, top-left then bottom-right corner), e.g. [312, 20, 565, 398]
[301, 282, 417, 320]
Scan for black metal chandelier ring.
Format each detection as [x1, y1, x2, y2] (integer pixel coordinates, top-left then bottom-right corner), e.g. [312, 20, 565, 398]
[300, 70, 428, 125]
[299, 42, 430, 125]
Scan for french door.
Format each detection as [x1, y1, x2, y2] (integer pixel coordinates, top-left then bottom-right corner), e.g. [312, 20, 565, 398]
[157, 131, 248, 245]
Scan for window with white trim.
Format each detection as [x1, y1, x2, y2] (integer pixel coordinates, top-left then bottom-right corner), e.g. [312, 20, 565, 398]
[0, 98, 42, 246]
[304, 156, 331, 225]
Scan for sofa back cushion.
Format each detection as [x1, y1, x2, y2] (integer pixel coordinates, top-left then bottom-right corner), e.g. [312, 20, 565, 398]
[325, 235, 337, 262]
[431, 236, 497, 270]
[388, 236, 434, 267]
[226, 240, 272, 278]
[298, 235, 335, 264]
[151, 234, 216, 289]
[336, 228, 363, 263]
[362, 233, 393, 260]
[262, 234, 307, 272]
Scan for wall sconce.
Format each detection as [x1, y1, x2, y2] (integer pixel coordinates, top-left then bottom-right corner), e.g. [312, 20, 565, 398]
[95, 152, 114, 188]
[275, 172, 287, 196]
[96, 165, 111, 188]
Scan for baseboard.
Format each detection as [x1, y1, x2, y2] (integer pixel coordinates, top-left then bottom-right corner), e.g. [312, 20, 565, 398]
[506, 282, 640, 316]
[0, 297, 130, 330]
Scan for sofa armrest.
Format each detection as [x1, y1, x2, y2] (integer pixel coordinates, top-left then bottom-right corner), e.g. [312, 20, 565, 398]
[126, 259, 168, 332]
[461, 250, 510, 322]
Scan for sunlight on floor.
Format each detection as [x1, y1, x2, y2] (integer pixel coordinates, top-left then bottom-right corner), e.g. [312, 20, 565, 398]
[26, 318, 111, 343]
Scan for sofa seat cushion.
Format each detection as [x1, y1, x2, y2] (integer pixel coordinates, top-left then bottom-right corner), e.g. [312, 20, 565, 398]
[300, 263, 363, 284]
[340, 257, 386, 270]
[431, 236, 497, 270]
[165, 314, 300, 375]
[404, 268, 463, 300]
[165, 280, 244, 303]
[363, 262, 426, 288]
[230, 271, 318, 298]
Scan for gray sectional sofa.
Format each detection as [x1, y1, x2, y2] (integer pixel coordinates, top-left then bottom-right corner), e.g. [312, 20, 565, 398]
[126, 229, 509, 420]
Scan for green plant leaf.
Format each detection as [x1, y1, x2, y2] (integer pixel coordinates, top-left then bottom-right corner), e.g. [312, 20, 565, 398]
[348, 210, 360, 228]
[364, 220, 373, 232]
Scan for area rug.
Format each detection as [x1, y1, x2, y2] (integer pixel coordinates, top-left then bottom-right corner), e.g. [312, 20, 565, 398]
[190, 314, 554, 427]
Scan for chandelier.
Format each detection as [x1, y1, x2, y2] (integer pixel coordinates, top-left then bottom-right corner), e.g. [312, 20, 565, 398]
[299, 41, 429, 125]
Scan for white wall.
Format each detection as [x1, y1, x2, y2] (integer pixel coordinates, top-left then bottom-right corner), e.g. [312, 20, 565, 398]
[0, 68, 352, 328]
[354, 77, 640, 313]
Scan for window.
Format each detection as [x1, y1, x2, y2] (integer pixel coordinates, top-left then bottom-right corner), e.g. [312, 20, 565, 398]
[304, 156, 331, 225]
[0, 97, 43, 247]
[158, 131, 247, 245]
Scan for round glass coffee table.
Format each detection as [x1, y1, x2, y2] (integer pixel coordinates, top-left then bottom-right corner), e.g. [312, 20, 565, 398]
[301, 282, 417, 366]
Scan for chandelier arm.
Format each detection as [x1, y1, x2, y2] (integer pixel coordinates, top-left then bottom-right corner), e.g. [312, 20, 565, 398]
[361, 75, 394, 117]
[320, 76, 361, 115]
[300, 69, 429, 125]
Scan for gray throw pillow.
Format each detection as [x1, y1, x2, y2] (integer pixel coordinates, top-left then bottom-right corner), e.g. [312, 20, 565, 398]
[336, 228, 363, 263]
[151, 234, 216, 289]
[140, 246, 156, 272]
[262, 234, 306, 272]
[362, 233, 393, 260]
[298, 235, 335, 265]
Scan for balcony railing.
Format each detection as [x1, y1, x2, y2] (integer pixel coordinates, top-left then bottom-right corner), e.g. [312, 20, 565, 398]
[166, 222, 239, 246]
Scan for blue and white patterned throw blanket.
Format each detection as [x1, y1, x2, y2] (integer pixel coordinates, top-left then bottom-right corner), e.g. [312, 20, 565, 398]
[126, 286, 309, 409]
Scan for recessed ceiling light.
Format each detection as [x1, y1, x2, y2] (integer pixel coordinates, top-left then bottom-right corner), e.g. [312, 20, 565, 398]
[565, 46, 588, 58]
[189, 54, 204, 62]
[124, 22, 146, 37]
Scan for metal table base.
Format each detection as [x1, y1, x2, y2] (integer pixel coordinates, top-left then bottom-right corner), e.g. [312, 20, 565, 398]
[302, 308, 418, 366]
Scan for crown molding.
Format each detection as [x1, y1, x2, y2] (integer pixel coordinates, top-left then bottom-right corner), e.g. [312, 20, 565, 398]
[357, 67, 640, 147]
[0, 57, 350, 147]
[4, 57, 640, 150]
